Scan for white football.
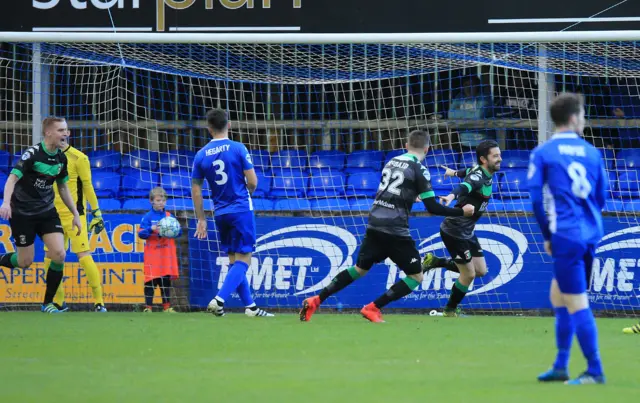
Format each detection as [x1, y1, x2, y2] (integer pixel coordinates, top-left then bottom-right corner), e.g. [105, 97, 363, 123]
[157, 216, 181, 238]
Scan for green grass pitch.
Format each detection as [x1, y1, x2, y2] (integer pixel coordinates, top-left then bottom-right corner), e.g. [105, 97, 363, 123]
[0, 312, 636, 403]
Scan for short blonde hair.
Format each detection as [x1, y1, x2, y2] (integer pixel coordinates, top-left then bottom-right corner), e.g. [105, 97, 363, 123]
[42, 116, 66, 134]
[149, 187, 167, 201]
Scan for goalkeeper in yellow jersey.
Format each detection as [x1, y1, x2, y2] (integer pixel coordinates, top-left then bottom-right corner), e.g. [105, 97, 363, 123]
[623, 322, 640, 334]
[45, 140, 107, 312]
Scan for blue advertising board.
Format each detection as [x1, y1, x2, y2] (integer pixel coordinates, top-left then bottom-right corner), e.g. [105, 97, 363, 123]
[189, 216, 640, 311]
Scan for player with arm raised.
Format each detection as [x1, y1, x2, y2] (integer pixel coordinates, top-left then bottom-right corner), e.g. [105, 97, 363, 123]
[529, 93, 606, 385]
[0, 117, 82, 314]
[421, 140, 501, 317]
[300, 130, 474, 323]
[44, 138, 107, 312]
[191, 108, 274, 318]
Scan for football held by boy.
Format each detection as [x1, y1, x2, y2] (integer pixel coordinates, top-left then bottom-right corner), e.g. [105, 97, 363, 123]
[300, 130, 474, 323]
[0, 117, 82, 314]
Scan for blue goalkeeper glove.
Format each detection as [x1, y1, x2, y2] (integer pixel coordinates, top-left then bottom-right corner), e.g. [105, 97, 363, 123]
[89, 209, 105, 235]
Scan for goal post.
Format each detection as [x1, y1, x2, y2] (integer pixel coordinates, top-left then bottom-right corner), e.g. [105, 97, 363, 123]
[0, 30, 639, 316]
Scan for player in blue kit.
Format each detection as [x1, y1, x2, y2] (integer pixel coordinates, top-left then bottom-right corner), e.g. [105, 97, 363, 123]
[191, 108, 274, 318]
[528, 93, 607, 385]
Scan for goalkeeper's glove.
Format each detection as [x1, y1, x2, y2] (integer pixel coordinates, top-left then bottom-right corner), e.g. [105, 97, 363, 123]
[89, 209, 105, 235]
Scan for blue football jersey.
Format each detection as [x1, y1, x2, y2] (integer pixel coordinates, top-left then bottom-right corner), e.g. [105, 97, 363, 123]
[192, 138, 254, 216]
[528, 132, 608, 245]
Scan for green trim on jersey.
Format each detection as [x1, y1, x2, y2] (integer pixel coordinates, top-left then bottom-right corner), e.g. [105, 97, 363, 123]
[192, 178, 204, 185]
[10, 169, 23, 179]
[481, 184, 492, 197]
[33, 161, 63, 177]
[56, 175, 69, 184]
[479, 165, 491, 177]
[419, 191, 435, 199]
[462, 182, 472, 192]
[40, 141, 58, 157]
[396, 153, 419, 163]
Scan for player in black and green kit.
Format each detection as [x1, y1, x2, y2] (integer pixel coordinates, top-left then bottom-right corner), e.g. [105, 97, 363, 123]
[421, 139, 502, 317]
[300, 130, 475, 323]
[0, 117, 82, 314]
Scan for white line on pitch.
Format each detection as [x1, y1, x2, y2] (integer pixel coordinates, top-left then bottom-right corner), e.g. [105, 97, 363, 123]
[32, 27, 153, 32]
[488, 17, 640, 24]
[169, 26, 302, 32]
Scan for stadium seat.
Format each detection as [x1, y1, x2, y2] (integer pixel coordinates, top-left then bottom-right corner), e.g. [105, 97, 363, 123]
[616, 149, 640, 170]
[615, 171, 640, 198]
[122, 199, 149, 210]
[165, 198, 194, 211]
[624, 200, 640, 212]
[272, 167, 307, 178]
[486, 200, 506, 212]
[606, 170, 618, 193]
[499, 169, 529, 199]
[599, 148, 616, 171]
[159, 150, 195, 173]
[604, 199, 625, 213]
[88, 150, 121, 171]
[270, 176, 307, 198]
[98, 198, 122, 211]
[92, 171, 121, 198]
[122, 150, 159, 171]
[307, 174, 346, 198]
[251, 149, 271, 173]
[160, 172, 191, 198]
[425, 149, 458, 170]
[349, 197, 374, 211]
[252, 198, 274, 211]
[345, 172, 380, 198]
[120, 171, 159, 198]
[310, 198, 350, 211]
[253, 173, 272, 198]
[274, 198, 311, 211]
[458, 151, 476, 168]
[502, 200, 533, 212]
[345, 151, 384, 173]
[0, 150, 10, 173]
[384, 149, 405, 164]
[500, 150, 530, 169]
[272, 150, 308, 171]
[0, 172, 7, 191]
[430, 174, 459, 192]
[412, 200, 426, 212]
[309, 151, 346, 175]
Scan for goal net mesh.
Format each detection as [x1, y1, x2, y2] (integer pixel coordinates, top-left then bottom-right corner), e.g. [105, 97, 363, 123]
[0, 40, 638, 315]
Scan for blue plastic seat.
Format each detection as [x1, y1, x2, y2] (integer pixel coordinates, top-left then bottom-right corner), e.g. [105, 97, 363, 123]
[615, 171, 640, 198]
[604, 199, 625, 212]
[120, 171, 159, 198]
[425, 149, 458, 170]
[384, 149, 405, 164]
[502, 199, 533, 212]
[88, 150, 121, 171]
[122, 199, 149, 210]
[122, 150, 159, 171]
[251, 150, 271, 172]
[274, 198, 311, 211]
[253, 173, 272, 198]
[311, 198, 351, 211]
[252, 198, 274, 211]
[99, 198, 122, 211]
[624, 200, 640, 212]
[0, 172, 7, 190]
[345, 151, 384, 173]
[159, 150, 195, 173]
[92, 171, 121, 198]
[599, 148, 615, 171]
[272, 167, 308, 178]
[430, 174, 459, 192]
[309, 151, 346, 175]
[307, 174, 346, 198]
[486, 200, 505, 212]
[270, 176, 307, 198]
[272, 150, 308, 171]
[165, 198, 194, 211]
[412, 200, 426, 212]
[616, 149, 640, 170]
[0, 150, 10, 173]
[345, 172, 380, 198]
[500, 150, 530, 169]
[349, 198, 374, 211]
[499, 169, 529, 199]
[160, 172, 191, 198]
[458, 151, 477, 169]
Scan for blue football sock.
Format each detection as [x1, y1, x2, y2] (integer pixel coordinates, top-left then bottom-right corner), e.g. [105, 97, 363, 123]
[237, 275, 255, 307]
[572, 308, 603, 376]
[217, 261, 250, 302]
[553, 307, 574, 370]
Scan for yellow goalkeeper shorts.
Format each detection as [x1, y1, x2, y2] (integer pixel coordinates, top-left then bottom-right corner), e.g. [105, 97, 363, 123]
[44, 214, 90, 254]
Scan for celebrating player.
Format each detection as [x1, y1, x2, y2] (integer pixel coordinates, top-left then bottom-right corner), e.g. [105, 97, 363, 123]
[44, 137, 107, 312]
[300, 130, 474, 323]
[0, 117, 82, 314]
[421, 140, 501, 317]
[529, 93, 607, 385]
[191, 108, 274, 318]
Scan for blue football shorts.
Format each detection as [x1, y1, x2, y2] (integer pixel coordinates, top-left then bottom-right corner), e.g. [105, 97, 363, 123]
[214, 211, 256, 254]
[552, 234, 596, 294]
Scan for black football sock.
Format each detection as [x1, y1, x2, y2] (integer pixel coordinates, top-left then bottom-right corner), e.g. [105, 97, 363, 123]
[43, 261, 64, 305]
[444, 259, 460, 273]
[318, 266, 361, 303]
[445, 279, 468, 311]
[144, 281, 155, 307]
[0, 252, 18, 269]
[373, 277, 420, 309]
